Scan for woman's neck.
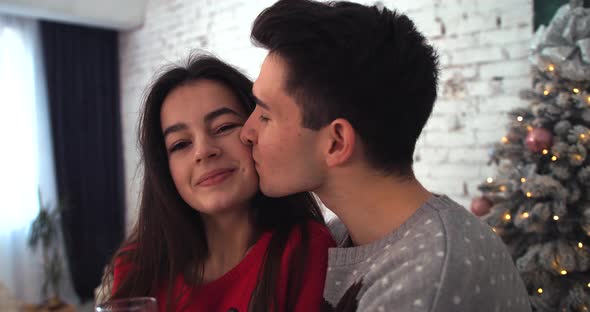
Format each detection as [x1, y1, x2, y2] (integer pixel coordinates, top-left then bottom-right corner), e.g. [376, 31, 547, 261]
[201, 207, 257, 283]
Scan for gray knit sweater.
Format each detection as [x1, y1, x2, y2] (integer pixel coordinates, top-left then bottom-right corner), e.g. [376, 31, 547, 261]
[323, 195, 532, 312]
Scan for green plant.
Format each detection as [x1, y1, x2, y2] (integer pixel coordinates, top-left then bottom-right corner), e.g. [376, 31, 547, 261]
[28, 190, 64, 300]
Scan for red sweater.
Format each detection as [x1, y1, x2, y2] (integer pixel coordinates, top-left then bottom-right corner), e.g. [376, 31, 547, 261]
[113, 221, 335, 312]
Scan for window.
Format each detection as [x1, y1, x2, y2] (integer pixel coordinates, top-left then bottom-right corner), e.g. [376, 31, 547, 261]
[0, 22, 40, 233]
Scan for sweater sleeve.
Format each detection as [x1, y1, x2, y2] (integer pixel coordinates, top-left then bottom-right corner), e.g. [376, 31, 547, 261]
[279, 221, 337, 312]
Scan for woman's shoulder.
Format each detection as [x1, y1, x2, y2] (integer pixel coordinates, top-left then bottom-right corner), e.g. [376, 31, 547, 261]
[305, 220, 334, 240]
[113, 243, 138, 282]
[110, 244, 136, 294]
[114, 243, 137, 265]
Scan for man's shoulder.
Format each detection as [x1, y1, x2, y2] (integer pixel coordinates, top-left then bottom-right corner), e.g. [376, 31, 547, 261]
[325, 195, 530, 311]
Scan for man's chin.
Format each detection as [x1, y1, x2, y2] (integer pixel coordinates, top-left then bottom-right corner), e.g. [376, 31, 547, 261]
[260, 177, 320, 198]
[260, 181, 292, 198]
[260, 185, 285, 198]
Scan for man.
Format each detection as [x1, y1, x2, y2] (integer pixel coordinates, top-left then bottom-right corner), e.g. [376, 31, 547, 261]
[240, 0, 531, 311]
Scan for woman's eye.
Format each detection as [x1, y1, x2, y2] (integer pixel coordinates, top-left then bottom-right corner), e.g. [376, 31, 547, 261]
[259, 115, 269, 122]
[170, 141, 190, 153]
[216, 124, 239, 134]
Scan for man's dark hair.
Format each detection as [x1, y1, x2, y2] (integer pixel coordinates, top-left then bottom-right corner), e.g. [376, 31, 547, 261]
[252, 0, 439, 176]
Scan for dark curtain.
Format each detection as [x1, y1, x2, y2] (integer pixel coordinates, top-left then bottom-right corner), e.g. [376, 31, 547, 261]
[40, 21, 125, 302]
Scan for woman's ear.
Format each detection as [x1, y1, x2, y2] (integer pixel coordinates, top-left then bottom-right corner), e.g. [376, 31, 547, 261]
[323, 118, 356, 167]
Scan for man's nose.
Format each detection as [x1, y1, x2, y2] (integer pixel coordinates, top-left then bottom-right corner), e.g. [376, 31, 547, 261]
[240, 116, 257, 146]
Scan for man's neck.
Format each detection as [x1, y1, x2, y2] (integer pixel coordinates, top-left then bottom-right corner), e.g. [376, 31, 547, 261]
[317, 167, 432, 246]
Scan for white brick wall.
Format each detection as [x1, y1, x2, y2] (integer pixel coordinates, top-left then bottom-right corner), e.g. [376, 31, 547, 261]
[119, 0, 533, 227]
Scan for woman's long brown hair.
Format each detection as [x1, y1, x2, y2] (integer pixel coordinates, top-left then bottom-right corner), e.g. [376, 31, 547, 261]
[102, 54, 325, 311]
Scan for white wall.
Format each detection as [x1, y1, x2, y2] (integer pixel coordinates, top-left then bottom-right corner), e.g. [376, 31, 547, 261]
[119, 0, 534, 227]
[0, 0, 146, 29]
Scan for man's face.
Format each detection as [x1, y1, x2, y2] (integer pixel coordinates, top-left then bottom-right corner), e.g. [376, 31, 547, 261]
[240, 53, 325, 197]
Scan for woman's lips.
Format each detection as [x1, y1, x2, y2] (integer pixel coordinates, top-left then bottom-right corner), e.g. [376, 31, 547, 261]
[197, 168, 235, 186]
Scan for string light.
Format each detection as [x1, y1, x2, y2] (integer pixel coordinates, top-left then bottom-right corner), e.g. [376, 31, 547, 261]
[492, 227, 497, 233]
[560, 269, 567, 275]
[487, 177, 494, 183]
[521, 177, 527, 183]
[537, 288, 543, 294]
[517, 116, 524, 122]
[499, 185, 507, 192]
[501, 136, 509, 143]
[527, 125, 533, 132]
[587, 96, 590, 104]
[542, 149, 549, 155]
[504, 214, 511, 221]
[574, 154, 583, 161]
[548, 64, 555, 72]
[552, 156, 558, 161]
[579, 242, 584, 248]
[526, 192, 533, 198]
[543, 89, 550, 96]
[581, 134, 587, 140]
[553, 215, 560, 221]
[573, 88, 580, 94]
[522, 212, 530, 218]
[587, 282, 590, 288]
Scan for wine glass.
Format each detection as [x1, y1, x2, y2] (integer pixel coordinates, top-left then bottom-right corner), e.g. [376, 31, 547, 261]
[95, 297, 157, 312]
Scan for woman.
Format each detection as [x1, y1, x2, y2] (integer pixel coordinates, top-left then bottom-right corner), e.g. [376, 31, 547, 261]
[104, 55, 335, 311]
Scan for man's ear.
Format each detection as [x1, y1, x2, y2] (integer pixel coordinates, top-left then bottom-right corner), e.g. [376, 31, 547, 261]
[323, 118, 356, 167]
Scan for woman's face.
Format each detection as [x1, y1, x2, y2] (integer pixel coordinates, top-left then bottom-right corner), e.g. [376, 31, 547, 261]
[160, 79, 259, 215]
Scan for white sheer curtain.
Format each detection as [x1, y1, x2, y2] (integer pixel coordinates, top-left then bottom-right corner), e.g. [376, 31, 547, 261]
[0, 14, 77, 305]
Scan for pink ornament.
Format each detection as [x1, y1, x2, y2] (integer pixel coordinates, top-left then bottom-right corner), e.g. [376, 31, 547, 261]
[526, 128, 553, 153]
[470, 196, 493, 217]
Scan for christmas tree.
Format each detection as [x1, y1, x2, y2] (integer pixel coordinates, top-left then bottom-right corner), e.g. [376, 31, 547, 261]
[471, 0, 590, 311]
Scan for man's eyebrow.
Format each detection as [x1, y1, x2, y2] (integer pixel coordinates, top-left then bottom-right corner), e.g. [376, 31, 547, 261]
[252, 95, 270, 110]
